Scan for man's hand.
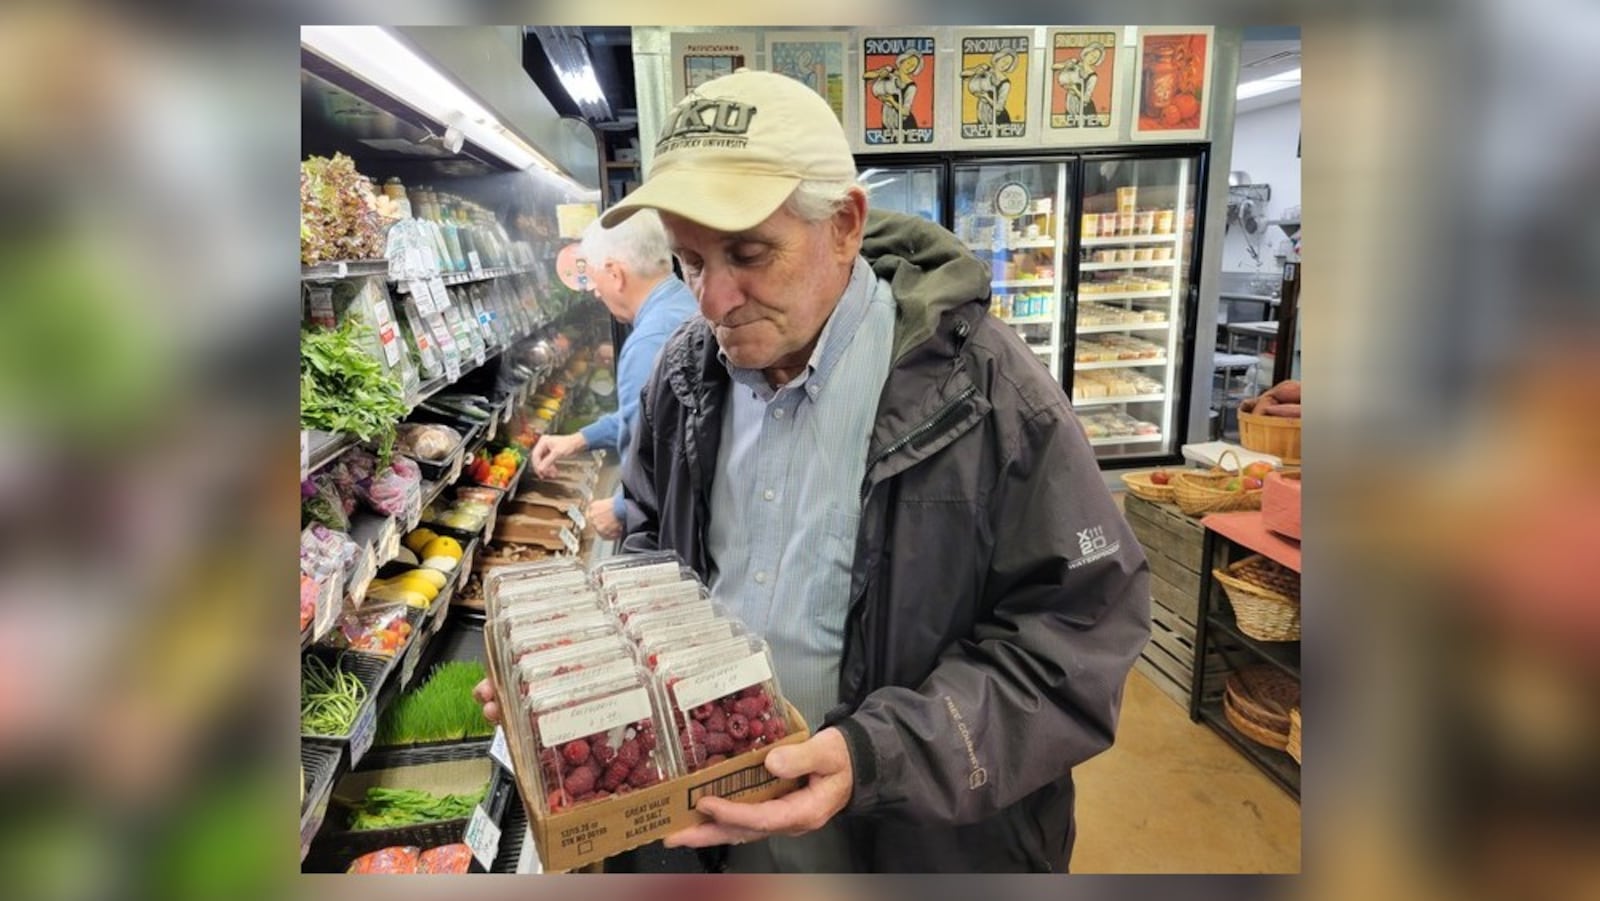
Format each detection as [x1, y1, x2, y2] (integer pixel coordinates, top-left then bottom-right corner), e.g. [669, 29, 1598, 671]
[587, 498, 622, 540]
[472, 678, 502, 725]
[531, 433, 585, 480]
[663, 727, 854, 848]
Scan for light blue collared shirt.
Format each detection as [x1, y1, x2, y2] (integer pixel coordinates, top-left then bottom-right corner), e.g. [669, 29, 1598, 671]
[705, 257, 896, 729]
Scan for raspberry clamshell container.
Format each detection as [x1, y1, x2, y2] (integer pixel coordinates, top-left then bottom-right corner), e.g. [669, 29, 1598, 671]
[507, 622, 623, 664]
[518, 667, 680, 814]
[637, 619, 751, 668]
[654, 637, 791, 773]
[621, 600, 727, 643]
[605, 577, 703, 609]
[591, 553, 693, 591]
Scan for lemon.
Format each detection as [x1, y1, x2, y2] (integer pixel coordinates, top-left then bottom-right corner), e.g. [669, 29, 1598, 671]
[403, 528, 438, 554]
[421, 536, 463, 561]
[393, 575, 440, 601]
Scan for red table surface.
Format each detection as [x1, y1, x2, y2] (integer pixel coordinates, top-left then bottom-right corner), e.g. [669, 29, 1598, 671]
[1201, 510, 1302, 573]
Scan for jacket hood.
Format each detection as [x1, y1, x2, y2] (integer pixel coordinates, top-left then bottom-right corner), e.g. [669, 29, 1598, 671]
[861, 210, 992, 360]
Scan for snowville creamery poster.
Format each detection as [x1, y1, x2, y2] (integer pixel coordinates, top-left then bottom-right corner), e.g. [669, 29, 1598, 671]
[1043, 27, 1125, 143]
[859, 34, 937, 149]
[954, 31, 1035, 147]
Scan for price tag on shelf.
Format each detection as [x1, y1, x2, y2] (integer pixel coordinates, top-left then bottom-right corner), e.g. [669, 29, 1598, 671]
[464, 803, 501, 870]
[300, 430, 309, 476]
[560, 527, 579, 556]
[426, 277, 449, 314]
[445, 451, 463, 486]
[485, 414, 499, 444]
[468, 251, 483, 276]
[346, 546, 377, 609]
[431, 598, 450, 634]
[501, 398, 514, 425]
[348, 701, 377, 766]
[336, 261, 349, 278]
[399, 634, 423, 687]
[306, 285, 336, 329]
[482, 505, 498, 544]
[489, 726, 514, 772]
[566, 504, 585, 531]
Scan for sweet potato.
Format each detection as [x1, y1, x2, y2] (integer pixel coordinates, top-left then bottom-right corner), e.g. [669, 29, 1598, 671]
[1267, 380, 1301, 404]
[1262, 403, 1302, 418]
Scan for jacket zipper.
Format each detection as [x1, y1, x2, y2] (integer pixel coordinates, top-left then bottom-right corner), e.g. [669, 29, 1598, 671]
[859, 385, 979, 504]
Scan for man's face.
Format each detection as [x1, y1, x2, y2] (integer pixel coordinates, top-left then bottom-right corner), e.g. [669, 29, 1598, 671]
[590, 259, 629, 322]
[662, 201, 859, 373]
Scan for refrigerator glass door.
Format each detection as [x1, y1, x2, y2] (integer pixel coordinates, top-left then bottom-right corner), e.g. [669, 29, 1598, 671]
[858, 164, 943, 223]
[951, 161, 1070, 381]
[1072, 154, 1199, 461]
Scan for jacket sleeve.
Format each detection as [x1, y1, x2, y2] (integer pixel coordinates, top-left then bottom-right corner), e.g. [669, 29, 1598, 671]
[835, 401, 1151, 825]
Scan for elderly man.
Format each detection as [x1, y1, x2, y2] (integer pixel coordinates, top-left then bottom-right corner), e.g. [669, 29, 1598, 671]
[480, 70, 1148, 873]
[528, 210, 698, 539]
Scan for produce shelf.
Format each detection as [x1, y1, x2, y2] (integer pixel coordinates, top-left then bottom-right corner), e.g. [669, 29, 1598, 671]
[302, 430, 358, 480]
[302, 259, 390, 281]
[1197, 696, 1300, 800]
[1074, 357, 1169, 370]
[1087, 433, 1164, 447]
[300, 742, 343, 862]
[301, 647, 393, 770]
[1204, 609, 1302, 680]
[1073, 393, 1167, 407]
[1075, 321, 1170, 334]
[393, 266, 530, 292]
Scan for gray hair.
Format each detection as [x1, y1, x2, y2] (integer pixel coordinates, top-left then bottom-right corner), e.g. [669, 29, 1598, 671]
[782, 178, 867, 223]
[580, 209, 673, 277]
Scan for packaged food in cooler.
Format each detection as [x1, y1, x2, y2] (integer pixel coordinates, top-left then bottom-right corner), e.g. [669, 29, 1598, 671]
[656, 637, 791, 772]
[416, 843, 474, 875]
[520, 669, 677, 813]
[395, 423, 462, 462]
[346, 845, 422, 874]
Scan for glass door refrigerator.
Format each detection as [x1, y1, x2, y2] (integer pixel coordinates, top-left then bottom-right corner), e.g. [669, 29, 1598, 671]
[949, 158, 1072, 381]
[1066, 149, 1206, 464]
[858, 160, 945, 224]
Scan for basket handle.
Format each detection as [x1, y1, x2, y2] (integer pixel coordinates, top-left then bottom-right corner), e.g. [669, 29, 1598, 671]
[1214, 448, 1243, 475]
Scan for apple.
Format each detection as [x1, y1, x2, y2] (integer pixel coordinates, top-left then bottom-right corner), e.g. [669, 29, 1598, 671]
[1225, 478, 1241, 491]
[1242, 461, 1274, 481]
[1242, 476, 1264, 490]
[1149, 470, 1171, 486]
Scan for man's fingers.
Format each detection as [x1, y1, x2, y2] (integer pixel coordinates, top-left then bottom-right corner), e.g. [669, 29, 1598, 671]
[472, 679, 494, 704]
[483, 700, 501, 725]
[662, 821, 766, 849]
[694, 790, 819, 835]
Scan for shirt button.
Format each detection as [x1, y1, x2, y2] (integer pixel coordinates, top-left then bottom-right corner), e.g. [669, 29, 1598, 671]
[763, 489, 775, 501]
[754, 571, 768, 584]
[772, 408, 785, 420]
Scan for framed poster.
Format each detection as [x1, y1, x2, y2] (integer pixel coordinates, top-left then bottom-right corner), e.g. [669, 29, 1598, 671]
[1130, 26, 1214, 140]
[858, 32, 939, 151]
[1043, 27, 1125, 143]
[766, 30, 851, 126]
[950, 29, 1038, 149]
[670, 32, 759, 103]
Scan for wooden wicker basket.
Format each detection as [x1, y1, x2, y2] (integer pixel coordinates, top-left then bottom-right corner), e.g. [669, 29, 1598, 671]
[1121, 470, 1176, 503]
[1213, 553, 1302, 641]
[1223, 666, 1299, 751]
[1238, 409, 1301, 464]
[1287, 707, 1302, 763]
[1170, 450, 1263, 516]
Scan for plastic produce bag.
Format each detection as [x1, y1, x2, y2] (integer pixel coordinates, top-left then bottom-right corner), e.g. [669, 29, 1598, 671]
[361, 455, 421, 517]
[301, 474, 351, 531]
[330, 277, 419, 399]
[385, 218, 443, 282]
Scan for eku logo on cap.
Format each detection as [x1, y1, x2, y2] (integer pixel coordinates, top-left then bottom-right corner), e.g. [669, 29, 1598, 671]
[656, 96, 759, 154]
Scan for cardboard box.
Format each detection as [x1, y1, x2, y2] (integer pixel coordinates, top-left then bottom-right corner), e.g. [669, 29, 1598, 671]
[484, 629, 810, 871]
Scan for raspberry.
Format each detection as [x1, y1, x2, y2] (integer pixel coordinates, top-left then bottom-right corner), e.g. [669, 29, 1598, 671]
[638, 728, 658, 752]
[691, 702, 715, 721]
[681, 742, 707, 770]
[733, 697, 765, 719]
[688, 720, 708, 743]
[705, 754, 728, 766]
[746, 717, 765, 739]
[628, 763, 661, 787]
[705, 707, 727, 734]
[602, 760, 631, 791]
[765, 717, 788, 741]
[727, 713, 749, 740]
[564, 765, 597, 797]
[733, 740, 754, 755]
[616, 739, 642, 769]
[703, 732, 734, 755]
[538, 747, 559, 768]
[562, 740, 591, 766]
[739, 686, 764, 700]
[546, 789, 570, 812]
[592, 741, 616, 765]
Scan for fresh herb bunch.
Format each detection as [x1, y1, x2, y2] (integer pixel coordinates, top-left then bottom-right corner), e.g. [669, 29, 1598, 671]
[375, 661, 494, 747]
[301, 317, 405, 460]
[347, 785, 485, 830]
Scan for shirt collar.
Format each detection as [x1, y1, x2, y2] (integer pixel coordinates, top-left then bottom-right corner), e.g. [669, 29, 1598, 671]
[719, 256, 875, 401]
[633, 277, 679, 324]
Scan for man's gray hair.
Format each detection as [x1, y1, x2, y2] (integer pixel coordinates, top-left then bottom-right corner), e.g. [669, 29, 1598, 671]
[782, 178, 867, 223]
[580, 209, 673, 277]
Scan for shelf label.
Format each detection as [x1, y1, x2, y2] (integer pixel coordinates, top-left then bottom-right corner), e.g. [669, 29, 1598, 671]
[336, 261, 349, 278]
[300, 430, 309, 475]
[306, 285, 336, 329]
[348, 701, 377, 766]
[483, 504, 498, 543]
[399, 634, 422, 687]
[445, 451, 464, 486]
[431, 598, 450, 634]
[560, 527, 579, 556]
[464, 803, 501, 870]
[489, 726, 514, 772]
[346, 546, 377, 609]
[468, 251, 483, 275]
[567, 504, 585, 531]
[501, 399, 514, 425]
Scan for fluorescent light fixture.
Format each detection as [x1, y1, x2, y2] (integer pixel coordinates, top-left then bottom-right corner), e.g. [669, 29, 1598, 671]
[558, 63, 607, 108]
[301, 25, 586, 191]
[1236, 67, 1301, 101]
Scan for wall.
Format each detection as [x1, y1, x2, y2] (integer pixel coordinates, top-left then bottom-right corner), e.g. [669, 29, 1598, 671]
[1220, 98, 1300, 274]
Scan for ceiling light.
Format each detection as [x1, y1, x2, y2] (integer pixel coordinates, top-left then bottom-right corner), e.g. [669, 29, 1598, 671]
[1236, 67, 1301, 101]
[301, 25, 588, 192]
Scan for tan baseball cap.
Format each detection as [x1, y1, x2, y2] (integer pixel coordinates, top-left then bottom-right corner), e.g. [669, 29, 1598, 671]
[600, 70, 856, 232]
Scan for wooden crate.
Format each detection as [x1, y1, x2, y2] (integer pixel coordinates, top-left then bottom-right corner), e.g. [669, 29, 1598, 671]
[1137, 594, 1229, 709]
[1124, 495, 1228, 709]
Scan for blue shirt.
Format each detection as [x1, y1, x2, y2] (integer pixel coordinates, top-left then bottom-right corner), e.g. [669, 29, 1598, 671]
[580, 277, 700, 518]
[705, 257, 896, 728]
